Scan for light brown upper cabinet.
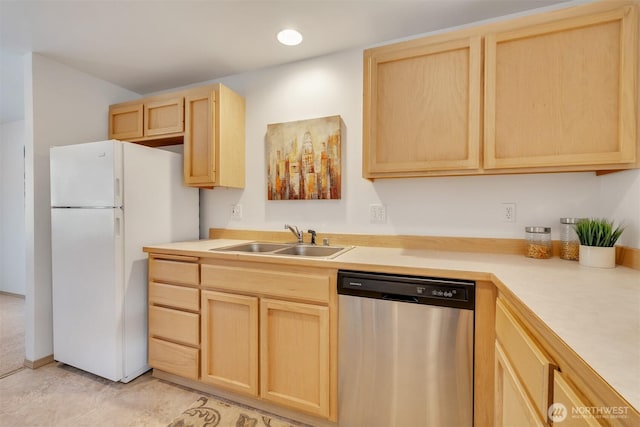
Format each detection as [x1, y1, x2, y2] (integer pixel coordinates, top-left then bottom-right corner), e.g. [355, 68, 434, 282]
[183, 84, 246, 189]
[363, 36, 482, 178]
[144, 97, 184, 137]
[485, 5, 638, 172]
[109, 104, 144, 140]
[363, 2, 639, 179]
[109, 83, 245, 188]
[109, 98, 183, 141]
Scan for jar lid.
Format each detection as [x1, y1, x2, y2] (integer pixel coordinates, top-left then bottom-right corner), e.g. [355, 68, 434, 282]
[560, 217, 584, 224]
[525, 226, 551, 233]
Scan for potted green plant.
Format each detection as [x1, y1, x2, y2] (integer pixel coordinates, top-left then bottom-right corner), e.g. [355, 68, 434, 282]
[574, 218, 624, 268]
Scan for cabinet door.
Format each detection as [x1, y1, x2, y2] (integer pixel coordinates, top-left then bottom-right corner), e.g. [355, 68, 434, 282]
[363, 36, 482, 178]
[260, 298, 330, 418]
[144, 97, 184, 137]
[495, 342, 547, 427]
[495, 298, 555, 419]
[184, 89, 216, 187]
[201, 290, 259, 396]
[485, 6, 638, 170]
[109, 104, 143, 140]
[552, 371, 603, 427]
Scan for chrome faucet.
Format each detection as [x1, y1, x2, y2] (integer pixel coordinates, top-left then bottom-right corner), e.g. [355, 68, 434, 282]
[285, 224, 303, 244]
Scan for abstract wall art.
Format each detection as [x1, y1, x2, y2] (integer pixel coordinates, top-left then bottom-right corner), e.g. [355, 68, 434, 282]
[266, 115, 342, 200]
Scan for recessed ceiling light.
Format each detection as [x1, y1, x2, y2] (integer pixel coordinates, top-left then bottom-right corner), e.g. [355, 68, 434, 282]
[277, 29, 303, 46]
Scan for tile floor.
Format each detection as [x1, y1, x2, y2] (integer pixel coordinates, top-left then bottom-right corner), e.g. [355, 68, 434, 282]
[0, 293, 200, 426]
[0, 362, 201, 426]
[0, 294, 311, 427]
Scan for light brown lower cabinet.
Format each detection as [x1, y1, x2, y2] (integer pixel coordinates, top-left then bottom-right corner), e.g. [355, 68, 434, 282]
[495, 297, 555, 426]
[553, 371, 604, 427]
[200, 289, 331, 418]
[145, 252, 640, 425]
[199, 260, 337, 421]
[494, 292, 640, 427]
[260, 298, 330, 417]
[148, 337, 199, 380]
[147, 254, 200, 380]
[495, 342, 547, 427]
[200, 290, 259, 396]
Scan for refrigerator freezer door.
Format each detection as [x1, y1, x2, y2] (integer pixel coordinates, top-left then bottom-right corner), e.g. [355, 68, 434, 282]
[51, 207, 124, 382]
[50, 140, 123, 208]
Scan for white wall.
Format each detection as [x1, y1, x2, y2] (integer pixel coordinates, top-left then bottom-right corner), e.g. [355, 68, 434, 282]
[200, 47, 640, 249]
[0, 119, 26, 295]
[598, 170, 640, 248]
[0, 49, 25, 123]
[23, 53, 139, 362]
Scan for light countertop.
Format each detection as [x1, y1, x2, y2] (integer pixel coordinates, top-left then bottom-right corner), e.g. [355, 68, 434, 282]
[144, 239, 640, 412]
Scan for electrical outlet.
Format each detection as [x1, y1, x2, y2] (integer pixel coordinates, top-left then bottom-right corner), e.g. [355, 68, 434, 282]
[370, 204, 387, 223]
[501, 202, 516, 222]
[231, 204, 243, 220]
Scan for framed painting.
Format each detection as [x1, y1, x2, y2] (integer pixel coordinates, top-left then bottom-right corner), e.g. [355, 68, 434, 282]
[266, 115, 341, 200]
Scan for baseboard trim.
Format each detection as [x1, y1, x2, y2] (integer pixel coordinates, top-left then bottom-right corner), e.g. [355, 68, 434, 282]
[23, 354, 54, 369]
[0, 290, 25, 298]
[209, 228, 640, 270]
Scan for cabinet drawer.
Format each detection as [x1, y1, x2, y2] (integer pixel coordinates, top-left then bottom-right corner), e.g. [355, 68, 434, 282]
[495, 297, 555, 419]
[553, 371, 603, 427]
[149, 258, 198, 286]
[201, 262, 332, 303]
[149, 306, 199, 346]
[149, 337, 199, 380]
[149, 282, 199, 311]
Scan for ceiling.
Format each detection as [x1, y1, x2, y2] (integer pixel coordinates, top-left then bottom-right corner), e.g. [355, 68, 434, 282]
[0, 0, 574, 124]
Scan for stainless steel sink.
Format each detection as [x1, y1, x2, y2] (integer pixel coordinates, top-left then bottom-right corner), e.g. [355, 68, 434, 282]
[214, 242, 291, 253]
[210, 242, 353, 259]
[272, 245, 347, 257]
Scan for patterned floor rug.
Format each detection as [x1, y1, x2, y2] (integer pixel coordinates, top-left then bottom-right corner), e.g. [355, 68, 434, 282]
[168, 396, 308, 427]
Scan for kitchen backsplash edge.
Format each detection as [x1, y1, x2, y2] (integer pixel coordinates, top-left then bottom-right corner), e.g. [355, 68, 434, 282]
[208, 228, 640, 271]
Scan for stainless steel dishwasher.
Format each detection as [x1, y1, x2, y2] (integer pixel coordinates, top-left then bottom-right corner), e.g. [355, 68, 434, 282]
[337, 270, 475, 427]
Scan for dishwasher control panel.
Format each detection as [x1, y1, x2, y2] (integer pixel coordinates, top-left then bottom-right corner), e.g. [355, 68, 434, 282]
[338, 270, 475, 310]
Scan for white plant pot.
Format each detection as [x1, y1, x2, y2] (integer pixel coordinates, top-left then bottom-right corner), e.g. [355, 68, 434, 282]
[579, 245, 616, 268]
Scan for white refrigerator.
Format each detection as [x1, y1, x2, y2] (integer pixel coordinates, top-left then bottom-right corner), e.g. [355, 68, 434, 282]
[50, 140, 199, 383]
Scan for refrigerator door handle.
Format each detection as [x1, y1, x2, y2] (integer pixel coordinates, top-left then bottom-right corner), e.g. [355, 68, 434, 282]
[115, 216, 121, 236]
[115, 178, 121, 201]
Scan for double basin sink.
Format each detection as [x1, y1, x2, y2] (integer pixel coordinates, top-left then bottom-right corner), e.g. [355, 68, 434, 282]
[210, 241, 353, 259]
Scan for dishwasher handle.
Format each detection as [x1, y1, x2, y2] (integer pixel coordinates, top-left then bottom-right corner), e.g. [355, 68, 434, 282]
[382, 294, 419, 304]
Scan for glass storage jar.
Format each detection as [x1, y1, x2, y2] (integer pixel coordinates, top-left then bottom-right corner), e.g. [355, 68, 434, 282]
[559, 218, 583, 261]
[525, 226, 552, 259]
